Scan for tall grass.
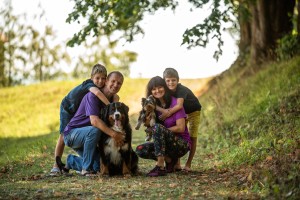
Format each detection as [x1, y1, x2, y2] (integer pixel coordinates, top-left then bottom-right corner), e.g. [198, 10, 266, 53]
[0, 56, 299, 198]
[199, 56, 300, 198]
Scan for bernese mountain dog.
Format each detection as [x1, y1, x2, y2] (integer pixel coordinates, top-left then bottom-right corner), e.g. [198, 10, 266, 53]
[99, 102, 138, 176]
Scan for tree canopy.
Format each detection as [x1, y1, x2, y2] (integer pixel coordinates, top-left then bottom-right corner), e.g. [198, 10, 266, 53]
[66, 0, 300, 66]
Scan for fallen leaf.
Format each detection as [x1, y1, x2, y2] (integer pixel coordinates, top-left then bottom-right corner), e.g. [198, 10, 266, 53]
[266, 156, 273, 161]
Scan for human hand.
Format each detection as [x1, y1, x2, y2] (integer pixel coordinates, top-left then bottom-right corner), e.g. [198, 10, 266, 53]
[159, 109, 170, 121]
[112, 131, 125, 147]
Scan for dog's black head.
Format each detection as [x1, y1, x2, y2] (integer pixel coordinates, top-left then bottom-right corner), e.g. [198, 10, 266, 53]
[101, 102, 130, 130]
[141, 95, 156, 112]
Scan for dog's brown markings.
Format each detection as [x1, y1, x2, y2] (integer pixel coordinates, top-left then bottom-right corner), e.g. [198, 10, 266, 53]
[135, 95, 156, 130]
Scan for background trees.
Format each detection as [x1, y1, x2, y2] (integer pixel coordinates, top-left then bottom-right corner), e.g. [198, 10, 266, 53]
[72, 36, 137, 78]
[67, 0, 300, 68]
[0, 1, 70, 86]
[0, 0, 137, 87]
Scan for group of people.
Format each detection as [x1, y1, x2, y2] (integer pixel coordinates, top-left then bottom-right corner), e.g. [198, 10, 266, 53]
[50, 64, 201, 177]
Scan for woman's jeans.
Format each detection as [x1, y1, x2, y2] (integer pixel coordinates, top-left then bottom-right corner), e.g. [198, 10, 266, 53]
[64, 126, 101, 172]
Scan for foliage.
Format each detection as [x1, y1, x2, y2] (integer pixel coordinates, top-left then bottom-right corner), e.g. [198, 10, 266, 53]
[199, 55, 300, 198]
[183, 0, 237, 60]
[67, 0, 300, 65]
[66, 0, 178, 47]
[73, 36, 137, 78]
[276, 33, 300, 61]
[66, 0, 237, 60]
[0, 56, 299, 198]
[0, 0, 138, 87]
[0, 1, 29, 86]
[0, 1, 71, 86]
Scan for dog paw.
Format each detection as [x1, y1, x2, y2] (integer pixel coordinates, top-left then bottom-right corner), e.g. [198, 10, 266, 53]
[123, 173, 132, 178]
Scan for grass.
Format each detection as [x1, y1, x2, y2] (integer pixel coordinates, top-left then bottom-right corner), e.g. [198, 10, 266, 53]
[0, 56, 299, 199]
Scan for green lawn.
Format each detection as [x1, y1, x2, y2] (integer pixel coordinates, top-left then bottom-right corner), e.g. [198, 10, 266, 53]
[0, 56, 299, 199]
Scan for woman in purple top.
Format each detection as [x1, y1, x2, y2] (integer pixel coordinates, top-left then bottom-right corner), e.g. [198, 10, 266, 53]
[135, 76, 191, 177]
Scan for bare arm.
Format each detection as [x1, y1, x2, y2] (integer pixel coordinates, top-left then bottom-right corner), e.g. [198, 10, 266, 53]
[156, 106, 169, 121]
[157, 98, 184, 121]
[168, 98, 184, 115]
[90, 115, 124, 145]
[168, 117, 186, 133]
[89, 87, 110, 105]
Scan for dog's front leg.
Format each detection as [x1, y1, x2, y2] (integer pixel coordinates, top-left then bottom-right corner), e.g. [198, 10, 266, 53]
[122, 161, 131, 177]
[100, 162, 109, 176]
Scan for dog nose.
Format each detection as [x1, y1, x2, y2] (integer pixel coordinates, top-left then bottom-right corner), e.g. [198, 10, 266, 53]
[115, 113, 120, 120]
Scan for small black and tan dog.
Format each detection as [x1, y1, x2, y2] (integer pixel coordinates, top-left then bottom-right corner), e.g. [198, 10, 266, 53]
[135, 95, 156, 141]
[99, 102, 138, 176]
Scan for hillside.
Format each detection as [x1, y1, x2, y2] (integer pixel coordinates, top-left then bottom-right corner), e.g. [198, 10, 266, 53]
[0, 56, 299, 199]
[198, 55, 300, 198]
[0, 78, 211, 138]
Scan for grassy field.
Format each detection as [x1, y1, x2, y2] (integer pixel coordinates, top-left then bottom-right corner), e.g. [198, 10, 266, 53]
[0, 56, 299, 199]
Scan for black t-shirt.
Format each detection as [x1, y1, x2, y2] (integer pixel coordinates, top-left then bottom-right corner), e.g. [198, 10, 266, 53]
[171, 83, 202, 114]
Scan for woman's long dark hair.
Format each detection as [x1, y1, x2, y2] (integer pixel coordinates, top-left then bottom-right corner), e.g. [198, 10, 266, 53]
[146, 76, 172, 109]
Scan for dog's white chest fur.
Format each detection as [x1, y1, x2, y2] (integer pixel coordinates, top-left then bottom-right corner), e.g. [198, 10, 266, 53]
[104, 137, 129, 165]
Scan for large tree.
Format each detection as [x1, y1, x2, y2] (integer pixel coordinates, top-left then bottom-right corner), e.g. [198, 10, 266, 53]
[66, 0, 298, 67]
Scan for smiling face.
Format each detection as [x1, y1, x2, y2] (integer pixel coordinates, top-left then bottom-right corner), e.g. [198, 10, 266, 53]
[164, 77, 178, 92]
[105, 73, 124, 95]
[92, 73, 107, 88]
[151, 85, 165, 100]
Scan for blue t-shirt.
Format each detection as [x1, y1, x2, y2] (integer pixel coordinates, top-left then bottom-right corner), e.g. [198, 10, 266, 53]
[158, 96, 191, 148]
[61, 79, 97, 115]
[63, 92, 106, 135]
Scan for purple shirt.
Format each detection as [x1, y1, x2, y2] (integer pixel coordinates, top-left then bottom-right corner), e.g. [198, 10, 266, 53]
[159, 96, 191, 148]
[63, 92, 105, 135]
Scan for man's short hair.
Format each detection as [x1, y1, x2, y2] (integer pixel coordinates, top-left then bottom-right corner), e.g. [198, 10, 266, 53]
[107, 71, 124, 81]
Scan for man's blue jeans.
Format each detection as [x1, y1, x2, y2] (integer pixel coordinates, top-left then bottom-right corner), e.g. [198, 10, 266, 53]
[64, 126, 101, 172]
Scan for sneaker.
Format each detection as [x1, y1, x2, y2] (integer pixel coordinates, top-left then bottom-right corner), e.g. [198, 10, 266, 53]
[49, 167, 60, 176]
[147, 166, 166, 177]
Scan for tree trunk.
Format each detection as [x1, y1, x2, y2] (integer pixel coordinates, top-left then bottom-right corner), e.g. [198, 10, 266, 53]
[0, 39, 5, 87]
[298, 0, 300, 35]
[40, 54, 43, 82]
[247, 0, 295, 65]
[238, 1, 251, 55]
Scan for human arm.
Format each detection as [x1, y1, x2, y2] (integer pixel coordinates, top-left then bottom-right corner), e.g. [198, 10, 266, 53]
[167, 118, 186, 133]
[90, 115, 124, 146]
[157, 98, 184, 121]
[89, 87, 110, 105]
[168, 98, 184, 115]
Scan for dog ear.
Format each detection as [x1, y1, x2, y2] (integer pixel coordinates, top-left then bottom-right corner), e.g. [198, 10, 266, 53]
[100, 103, 110, 123]
[141, 98, 146, 106]
[121, 102, 129, 114]
[149, 94, 155, 101]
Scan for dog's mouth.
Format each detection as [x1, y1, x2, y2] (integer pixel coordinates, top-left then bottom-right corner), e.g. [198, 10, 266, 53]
[114, 119, 122, 128]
